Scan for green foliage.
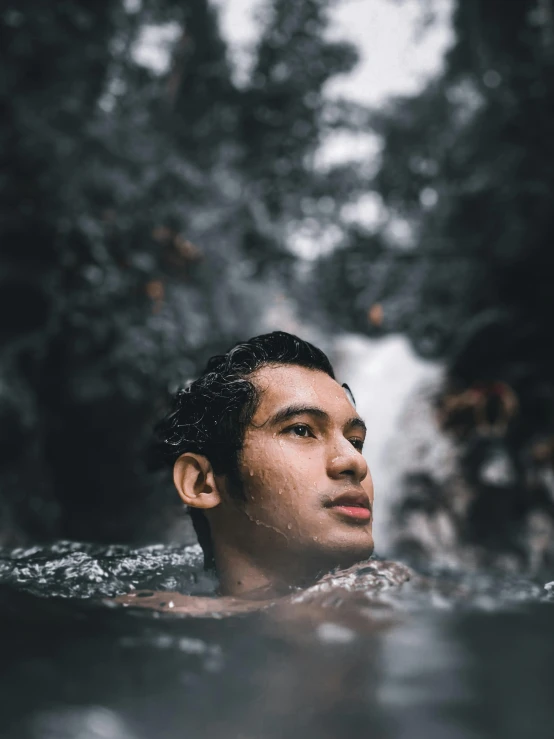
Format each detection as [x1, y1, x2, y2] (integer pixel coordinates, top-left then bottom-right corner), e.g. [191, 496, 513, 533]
[314, 0, 554, 565]
[317, 0, 554, 373]
[0, 0, 365, 543]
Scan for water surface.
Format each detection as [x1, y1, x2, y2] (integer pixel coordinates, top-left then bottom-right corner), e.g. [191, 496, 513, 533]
[1, 542, 552, 739]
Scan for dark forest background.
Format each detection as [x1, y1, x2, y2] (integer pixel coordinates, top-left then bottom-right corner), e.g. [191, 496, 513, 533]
[2, 0, 554, 565]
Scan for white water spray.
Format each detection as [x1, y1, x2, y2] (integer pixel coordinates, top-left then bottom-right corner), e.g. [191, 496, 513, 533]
[332, 333, 451, 555]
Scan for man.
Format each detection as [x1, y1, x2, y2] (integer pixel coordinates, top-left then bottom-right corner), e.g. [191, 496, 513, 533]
[119, 331, 375, 613]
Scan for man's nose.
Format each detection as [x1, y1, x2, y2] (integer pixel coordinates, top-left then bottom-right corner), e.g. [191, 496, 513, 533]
[327, 436, 368, 482]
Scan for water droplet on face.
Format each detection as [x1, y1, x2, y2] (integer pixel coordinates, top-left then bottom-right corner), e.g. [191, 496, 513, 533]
[278, 489, 282, 495]
[249, 470, 254, 477]
[313, 536, 318, 542]
[168, 601, 175, 609]
[287, 523, 292, 530]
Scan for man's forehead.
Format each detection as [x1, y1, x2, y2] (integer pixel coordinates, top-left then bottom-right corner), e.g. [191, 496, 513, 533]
[250, 364, 354, 416]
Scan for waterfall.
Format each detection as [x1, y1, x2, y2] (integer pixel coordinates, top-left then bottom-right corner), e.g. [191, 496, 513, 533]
[332, 333, 450, 555]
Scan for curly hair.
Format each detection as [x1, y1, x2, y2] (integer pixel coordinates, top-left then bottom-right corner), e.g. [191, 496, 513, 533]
[154, 331, 336, 569]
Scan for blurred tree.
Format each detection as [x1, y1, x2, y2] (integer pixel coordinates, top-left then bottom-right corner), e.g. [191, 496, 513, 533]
[238, 0, 365, 275]
[0, 0, 251, 543]
[316, 0, 554, 569]
[0, 0, 367, 544]
[319, 0, 554, 368]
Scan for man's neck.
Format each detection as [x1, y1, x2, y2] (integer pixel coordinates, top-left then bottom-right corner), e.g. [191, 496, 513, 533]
[213, 543, 324, 599]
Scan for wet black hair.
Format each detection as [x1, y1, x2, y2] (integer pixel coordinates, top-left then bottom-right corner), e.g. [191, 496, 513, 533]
[154, 331, 337, 570]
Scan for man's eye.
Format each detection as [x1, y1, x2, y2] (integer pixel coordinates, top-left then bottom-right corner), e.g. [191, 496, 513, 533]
[287, 424, 313, 438]
[350, 438, 364, 451]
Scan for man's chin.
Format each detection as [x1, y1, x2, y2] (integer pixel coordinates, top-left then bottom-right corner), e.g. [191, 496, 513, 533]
[335, 545, 374, 570]
[309, 537, 374, 573]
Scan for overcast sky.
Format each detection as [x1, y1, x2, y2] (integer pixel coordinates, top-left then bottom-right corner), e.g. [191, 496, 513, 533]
[132, 0, 453, 256]
[215, 0, 453, 106]
[215, 0, 453, 210]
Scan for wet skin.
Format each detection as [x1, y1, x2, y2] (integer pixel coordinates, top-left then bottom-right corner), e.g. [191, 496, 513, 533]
[116, 364, 375, 609]
[207, 364, 374, 594]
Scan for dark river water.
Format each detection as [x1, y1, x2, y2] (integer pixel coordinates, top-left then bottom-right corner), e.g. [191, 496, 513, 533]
[1, 542, 553, 739]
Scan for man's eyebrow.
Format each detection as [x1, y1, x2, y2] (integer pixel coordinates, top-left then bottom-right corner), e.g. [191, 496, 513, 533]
[268, 405, 367, 433]
[268, 405, 330, 426]
[346, 417, 367, 434]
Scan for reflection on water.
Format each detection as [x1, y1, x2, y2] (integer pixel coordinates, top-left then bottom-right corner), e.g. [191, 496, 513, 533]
[379, 618, 471, 739]
[1, 542, 553, 739]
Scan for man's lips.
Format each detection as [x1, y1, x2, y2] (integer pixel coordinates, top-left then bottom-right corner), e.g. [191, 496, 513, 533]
[324, 491, 372, 522]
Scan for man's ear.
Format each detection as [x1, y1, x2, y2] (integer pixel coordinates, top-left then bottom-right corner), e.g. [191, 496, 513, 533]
[173, 453, 222, 510]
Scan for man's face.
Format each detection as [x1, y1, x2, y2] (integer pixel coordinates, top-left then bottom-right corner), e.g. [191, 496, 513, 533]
[213, 364, 374, 575]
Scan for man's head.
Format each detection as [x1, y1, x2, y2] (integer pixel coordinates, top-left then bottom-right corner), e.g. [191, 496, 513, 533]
[155, 331, 374, 592]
